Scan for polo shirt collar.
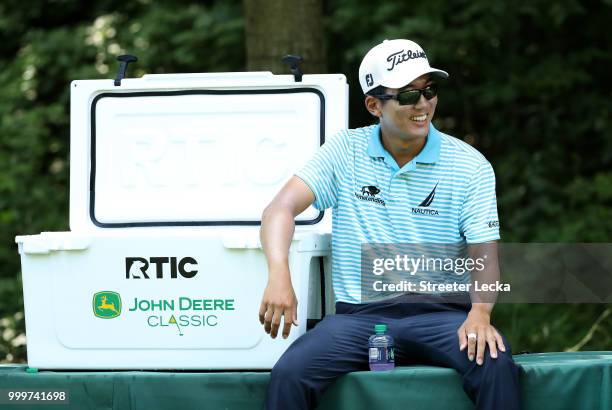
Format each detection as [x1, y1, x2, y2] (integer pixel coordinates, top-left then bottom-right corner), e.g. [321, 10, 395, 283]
[367, 123, 441, 165]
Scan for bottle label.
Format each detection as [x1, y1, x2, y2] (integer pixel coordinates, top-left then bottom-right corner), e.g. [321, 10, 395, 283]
[369, 347, 395, 363]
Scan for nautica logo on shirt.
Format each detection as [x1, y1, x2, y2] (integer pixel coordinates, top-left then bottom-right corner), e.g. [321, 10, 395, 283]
[412, 183, 439, 215]
[355, 185, 386, 207]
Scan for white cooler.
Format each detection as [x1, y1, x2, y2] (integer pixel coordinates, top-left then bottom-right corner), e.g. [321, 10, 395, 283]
[15, 71, 348, 369]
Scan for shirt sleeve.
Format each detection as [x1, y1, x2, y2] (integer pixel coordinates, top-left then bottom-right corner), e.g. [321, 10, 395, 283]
[294, 130, 348, 210]
[459, 161, 501, 243]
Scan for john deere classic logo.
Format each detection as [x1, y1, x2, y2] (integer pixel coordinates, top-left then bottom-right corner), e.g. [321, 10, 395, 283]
[93, 291, 122, 319]
[91, 289, 236, 336]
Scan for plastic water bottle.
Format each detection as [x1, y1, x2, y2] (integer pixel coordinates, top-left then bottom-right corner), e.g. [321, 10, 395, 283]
[368, 324, 395, 371]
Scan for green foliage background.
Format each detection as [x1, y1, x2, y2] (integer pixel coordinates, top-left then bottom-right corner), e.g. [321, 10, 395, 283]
[0, 0, 610, 362]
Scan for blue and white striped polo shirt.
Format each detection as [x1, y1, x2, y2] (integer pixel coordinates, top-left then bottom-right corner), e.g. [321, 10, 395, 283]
[295, 123, 500, 304]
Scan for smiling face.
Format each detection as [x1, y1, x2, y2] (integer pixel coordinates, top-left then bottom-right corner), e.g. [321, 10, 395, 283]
[365, 73, 438, 142]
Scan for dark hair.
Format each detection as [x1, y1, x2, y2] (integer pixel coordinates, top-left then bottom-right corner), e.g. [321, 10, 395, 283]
[365, 86, 387, 97]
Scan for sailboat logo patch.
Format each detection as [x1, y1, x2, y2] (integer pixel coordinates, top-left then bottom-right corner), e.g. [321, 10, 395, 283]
[412, 183, 439, 215]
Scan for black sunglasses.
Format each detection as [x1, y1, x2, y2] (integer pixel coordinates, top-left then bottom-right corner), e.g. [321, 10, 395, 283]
[374, 83, 438, 106]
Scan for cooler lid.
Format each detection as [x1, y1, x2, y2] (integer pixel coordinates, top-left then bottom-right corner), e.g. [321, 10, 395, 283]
[73, 73, 346, 228]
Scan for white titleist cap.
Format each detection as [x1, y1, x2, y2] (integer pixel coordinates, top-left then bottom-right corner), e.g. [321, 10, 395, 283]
[358, 39, 449, 94]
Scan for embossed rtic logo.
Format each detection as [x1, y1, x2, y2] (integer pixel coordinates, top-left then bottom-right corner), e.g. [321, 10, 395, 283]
[412, 183, 439, 215]
[93, 291, 122, 319]
[125, 257, 198, 279]
[355, 185, 386, 206]
[365, 73, 374, 87]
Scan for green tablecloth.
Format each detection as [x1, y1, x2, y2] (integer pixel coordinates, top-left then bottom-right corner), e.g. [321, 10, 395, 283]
[0, 352, 610, 410]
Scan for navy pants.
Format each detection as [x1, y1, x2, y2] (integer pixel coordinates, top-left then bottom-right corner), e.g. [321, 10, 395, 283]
[266, 297, 521, 410]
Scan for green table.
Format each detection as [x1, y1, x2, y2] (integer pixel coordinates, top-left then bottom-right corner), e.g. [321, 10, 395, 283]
[0, 352, 610, 410]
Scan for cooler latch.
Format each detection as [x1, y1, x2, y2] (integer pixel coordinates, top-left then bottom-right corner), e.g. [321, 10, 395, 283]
[281, 55, 303, 82]
[114, 54, 138, 86]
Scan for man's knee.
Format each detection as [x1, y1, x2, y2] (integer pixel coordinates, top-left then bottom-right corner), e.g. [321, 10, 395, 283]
[466, 350, 519, 392]
[269, 331, 325, 385]
[484, 350, 518, 373]
[271, 353, 300, 381]
[462, 350, 519, 393]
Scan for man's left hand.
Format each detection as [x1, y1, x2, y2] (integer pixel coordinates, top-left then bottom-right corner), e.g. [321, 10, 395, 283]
[457, 307, 506, 365]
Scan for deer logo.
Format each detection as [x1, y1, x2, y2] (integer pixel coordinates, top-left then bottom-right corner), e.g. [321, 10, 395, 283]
[93, 291, 122, 319]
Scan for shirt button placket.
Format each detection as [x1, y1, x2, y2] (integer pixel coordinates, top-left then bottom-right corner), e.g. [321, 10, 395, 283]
[387, 173, 398, 201]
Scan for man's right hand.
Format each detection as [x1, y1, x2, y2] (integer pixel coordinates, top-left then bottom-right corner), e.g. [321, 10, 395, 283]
[258, 176, 314, 340]
[259, 272, 299, 339]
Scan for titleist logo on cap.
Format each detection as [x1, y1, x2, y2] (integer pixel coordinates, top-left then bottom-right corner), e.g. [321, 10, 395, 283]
[386, 49, 427, 71]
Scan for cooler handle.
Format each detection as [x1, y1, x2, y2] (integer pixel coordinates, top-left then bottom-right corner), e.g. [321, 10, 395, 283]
[16, 234, 91, 254]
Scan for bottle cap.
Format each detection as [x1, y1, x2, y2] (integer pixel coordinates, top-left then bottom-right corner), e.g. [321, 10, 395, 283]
[374, 324, 387, 333]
